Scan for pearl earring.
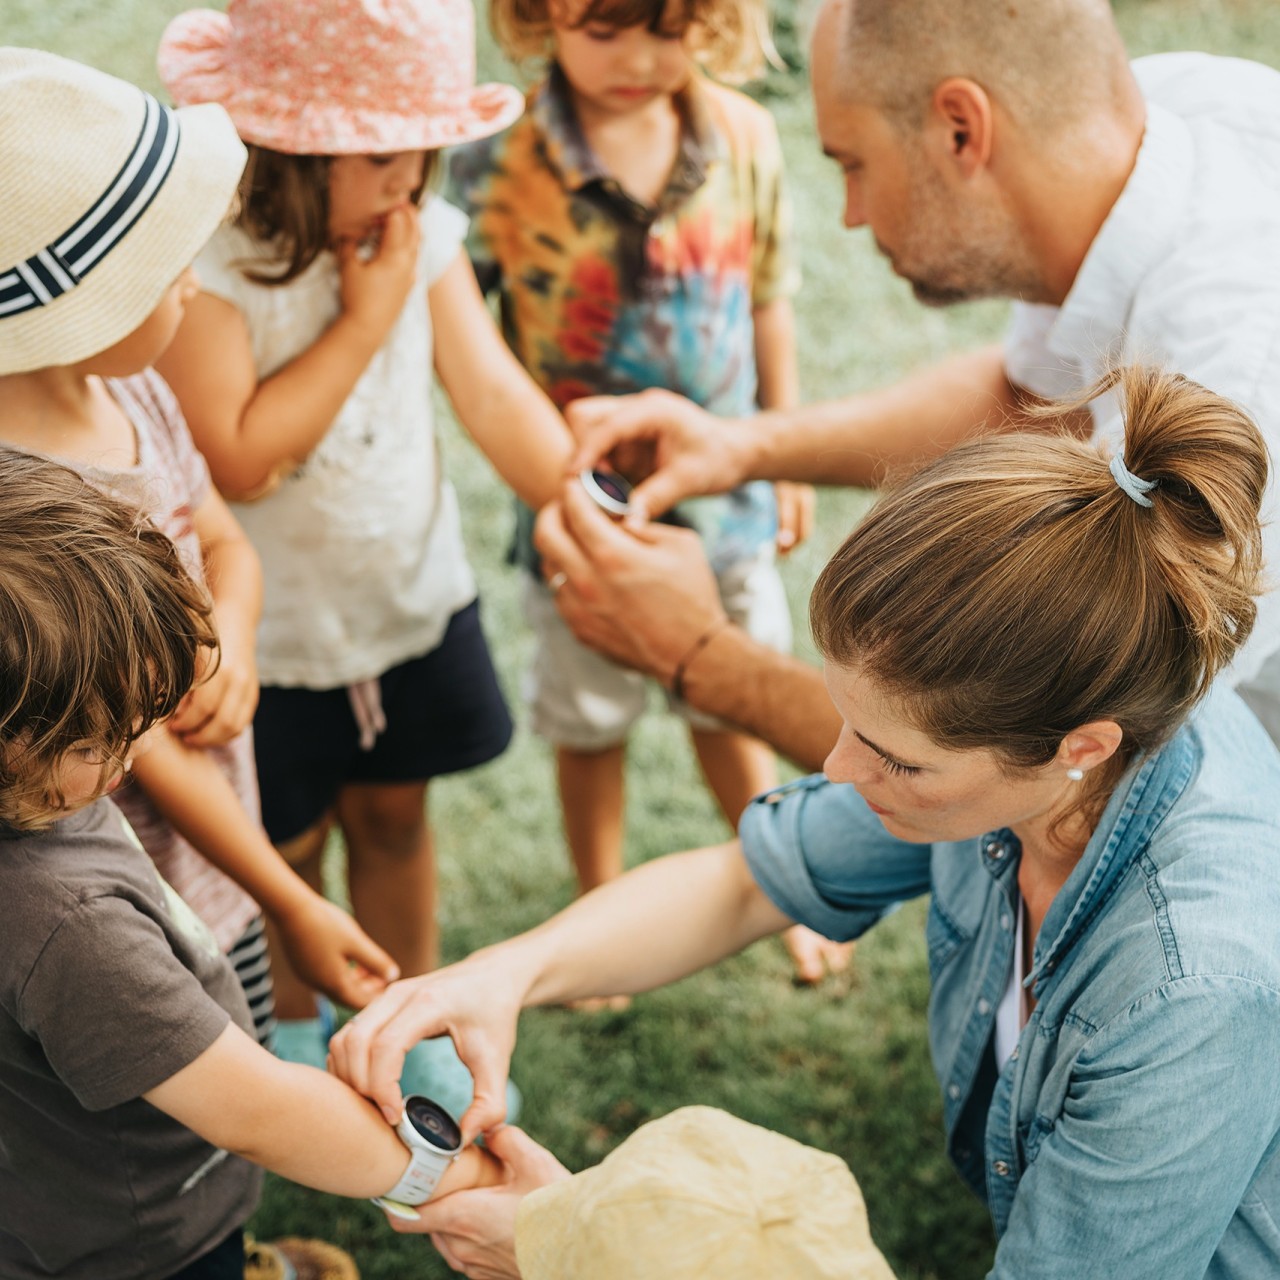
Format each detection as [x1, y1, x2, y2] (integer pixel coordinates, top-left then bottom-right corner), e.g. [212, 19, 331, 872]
[1066, 767, 1084, 782]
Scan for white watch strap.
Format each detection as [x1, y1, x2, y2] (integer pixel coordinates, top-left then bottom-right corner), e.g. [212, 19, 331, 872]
[380, 1144, 454, 1207]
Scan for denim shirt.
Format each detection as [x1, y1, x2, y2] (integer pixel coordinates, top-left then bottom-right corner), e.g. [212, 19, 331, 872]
[740, 688, 1280, 1278]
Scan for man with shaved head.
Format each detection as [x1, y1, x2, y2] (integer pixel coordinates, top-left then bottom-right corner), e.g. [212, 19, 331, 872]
[328, 8, 1280, 1275]
[540, 0, 1280, 772]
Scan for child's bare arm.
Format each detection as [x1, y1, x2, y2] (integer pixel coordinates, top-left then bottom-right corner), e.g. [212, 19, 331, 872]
[168, 488, 262, 746]
[145, 1021, 496, 1198]
[130, 733, 398, 1007]
[753, 297, 799, 413]
[157, 208, 421, 501]
[754, 297, 813, 554]
[431, 251, 574, 510]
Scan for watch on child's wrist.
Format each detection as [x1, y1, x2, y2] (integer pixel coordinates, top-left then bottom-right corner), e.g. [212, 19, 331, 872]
[372, 1094, 463, 1221]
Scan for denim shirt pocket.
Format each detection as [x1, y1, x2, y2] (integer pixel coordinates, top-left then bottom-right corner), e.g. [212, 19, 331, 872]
[926, 892, 966, 971]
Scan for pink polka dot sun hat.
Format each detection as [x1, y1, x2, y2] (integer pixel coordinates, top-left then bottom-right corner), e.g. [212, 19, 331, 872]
[158, 0, 525, 156]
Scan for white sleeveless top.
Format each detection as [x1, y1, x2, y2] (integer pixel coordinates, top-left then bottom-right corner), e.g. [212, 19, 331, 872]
[194, 197, 476, 688]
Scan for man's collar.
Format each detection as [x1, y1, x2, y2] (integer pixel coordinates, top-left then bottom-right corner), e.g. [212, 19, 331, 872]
[1045, 103, 1195, 364]
[531, 64, 723, 201]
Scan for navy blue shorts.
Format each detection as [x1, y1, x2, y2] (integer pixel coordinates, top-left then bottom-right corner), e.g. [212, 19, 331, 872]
[254, 600, 513, 843]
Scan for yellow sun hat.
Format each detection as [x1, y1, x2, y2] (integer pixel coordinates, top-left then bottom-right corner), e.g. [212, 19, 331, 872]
[516, 1107, 897, 1280]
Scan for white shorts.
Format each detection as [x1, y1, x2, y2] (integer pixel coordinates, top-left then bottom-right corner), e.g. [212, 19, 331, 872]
[522, 551, 793, 751]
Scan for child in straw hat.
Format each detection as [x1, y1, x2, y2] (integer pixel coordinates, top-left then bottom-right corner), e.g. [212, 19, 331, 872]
[0, 47, 398, 1056]
[155, 0, 574, 1107]
[0, 444, 501, 1279]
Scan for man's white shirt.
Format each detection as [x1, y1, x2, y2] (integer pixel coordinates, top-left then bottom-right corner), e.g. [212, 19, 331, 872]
[1005, 52, 1280, 708]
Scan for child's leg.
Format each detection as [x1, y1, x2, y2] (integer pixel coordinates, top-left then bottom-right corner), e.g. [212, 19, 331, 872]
[691, 553, 855, 984]
[556, 744, 626, 894]
[690, 727, 777, 825]
[337, 778, 435, 975]
[524, 581, 643, 1011]
[690, 724, 854, 984]
[524, 577, 647, 898]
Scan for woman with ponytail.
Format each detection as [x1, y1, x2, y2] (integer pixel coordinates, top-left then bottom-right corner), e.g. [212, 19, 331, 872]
[334, 367, 1280, 1280]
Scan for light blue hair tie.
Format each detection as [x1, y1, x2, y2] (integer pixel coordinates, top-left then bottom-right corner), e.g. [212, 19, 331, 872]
[1109, 453, 1157, 508]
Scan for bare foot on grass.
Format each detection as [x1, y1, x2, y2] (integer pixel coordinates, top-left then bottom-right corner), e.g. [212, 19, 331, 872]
[784, 925, 855, 985]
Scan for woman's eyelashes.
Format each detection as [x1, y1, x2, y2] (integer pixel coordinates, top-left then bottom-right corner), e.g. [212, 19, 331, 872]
[879, 753, 921, 778]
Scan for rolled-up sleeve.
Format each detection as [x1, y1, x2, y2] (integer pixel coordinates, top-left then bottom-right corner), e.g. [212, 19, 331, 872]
[739, 775, 933, 942]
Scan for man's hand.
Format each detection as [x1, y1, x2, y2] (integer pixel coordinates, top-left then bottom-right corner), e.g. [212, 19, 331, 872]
[568, 389, 756, 519]
[327, 951, 526, 1141]
[534, 479, 727, 682]
[389, 1125, 572, 1280]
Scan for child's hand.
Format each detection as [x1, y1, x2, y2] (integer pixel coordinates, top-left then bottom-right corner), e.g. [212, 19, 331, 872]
[774, 481, 815, 555]
[169, 628, 259, 747]
[274, 889, 400, 1010]
[338, 204, 421, 344]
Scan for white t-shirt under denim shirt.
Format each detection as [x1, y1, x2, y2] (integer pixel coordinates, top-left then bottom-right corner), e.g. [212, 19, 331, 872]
[194, 197, 476, 689]
[1005, 53, 1280, 733]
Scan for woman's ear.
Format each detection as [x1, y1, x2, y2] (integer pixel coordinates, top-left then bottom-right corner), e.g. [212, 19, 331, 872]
[1056, 721, 1124, 778]
[928, 77, 994, 178]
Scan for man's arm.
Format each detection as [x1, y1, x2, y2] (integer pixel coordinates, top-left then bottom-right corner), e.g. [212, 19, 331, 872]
[569, 344, 1021, 517]
[534, 482, 841, 770]
[675, 626, 840, 774]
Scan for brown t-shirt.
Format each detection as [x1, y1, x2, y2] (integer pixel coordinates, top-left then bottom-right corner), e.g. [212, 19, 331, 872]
[0, 799, 262, 1278]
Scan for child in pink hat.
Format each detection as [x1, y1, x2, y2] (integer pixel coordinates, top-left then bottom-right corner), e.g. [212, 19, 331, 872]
[156, 0, 573, 1113]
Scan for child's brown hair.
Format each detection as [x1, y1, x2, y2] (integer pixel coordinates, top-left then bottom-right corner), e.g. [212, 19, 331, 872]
[0, 449, 218, 830]
[492, 0, 777, 85]
[234, 147, 436, 285]
[810, 365, 1268, 824]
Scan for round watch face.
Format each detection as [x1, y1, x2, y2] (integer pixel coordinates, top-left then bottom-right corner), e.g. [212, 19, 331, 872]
[579, 467, 634, 517]
[404, 1096, 462, 1152]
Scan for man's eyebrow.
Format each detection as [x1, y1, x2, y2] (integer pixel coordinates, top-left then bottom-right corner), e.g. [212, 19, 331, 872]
[855, 731, 921, 769]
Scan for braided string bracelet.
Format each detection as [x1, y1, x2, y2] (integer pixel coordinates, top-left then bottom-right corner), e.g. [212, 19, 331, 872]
[670, 618, 731, 703]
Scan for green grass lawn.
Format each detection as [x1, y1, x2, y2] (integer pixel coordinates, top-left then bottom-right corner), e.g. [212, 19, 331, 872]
[10, 2, 1280, 1276]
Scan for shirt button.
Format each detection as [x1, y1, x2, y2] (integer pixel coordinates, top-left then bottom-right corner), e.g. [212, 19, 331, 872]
[977, 998, 991, 1016]
[1011, 1045, 1020, 1061]
[985, 840, 1005, 860]
[1000, 913, 1011, 931]
[993, 1161, 1011, 1177]
[948, 1084, 961, 1100]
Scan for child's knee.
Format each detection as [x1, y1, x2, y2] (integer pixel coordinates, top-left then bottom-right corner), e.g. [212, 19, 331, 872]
[340, 783, 429, 858]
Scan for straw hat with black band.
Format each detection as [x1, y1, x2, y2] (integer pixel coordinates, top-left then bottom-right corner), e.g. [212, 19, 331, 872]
[0, 47, 246, 376]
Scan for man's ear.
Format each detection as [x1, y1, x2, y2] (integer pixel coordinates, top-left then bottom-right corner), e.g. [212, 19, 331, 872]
[928, 77, 994, 178]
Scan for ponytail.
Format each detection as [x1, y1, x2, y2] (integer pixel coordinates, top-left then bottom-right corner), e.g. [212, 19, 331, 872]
[810, 365, 1268, 812]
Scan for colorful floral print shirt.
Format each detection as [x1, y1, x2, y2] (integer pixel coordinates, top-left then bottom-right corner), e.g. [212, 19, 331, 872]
[448, 66, 800, 572]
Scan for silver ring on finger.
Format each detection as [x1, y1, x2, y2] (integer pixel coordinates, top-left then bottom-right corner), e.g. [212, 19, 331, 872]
[548, 571, 568, 595]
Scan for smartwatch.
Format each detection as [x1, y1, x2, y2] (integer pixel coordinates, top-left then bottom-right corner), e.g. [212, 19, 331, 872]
[371, 1094, 463, 1221]
[579, 467, 634, 518]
